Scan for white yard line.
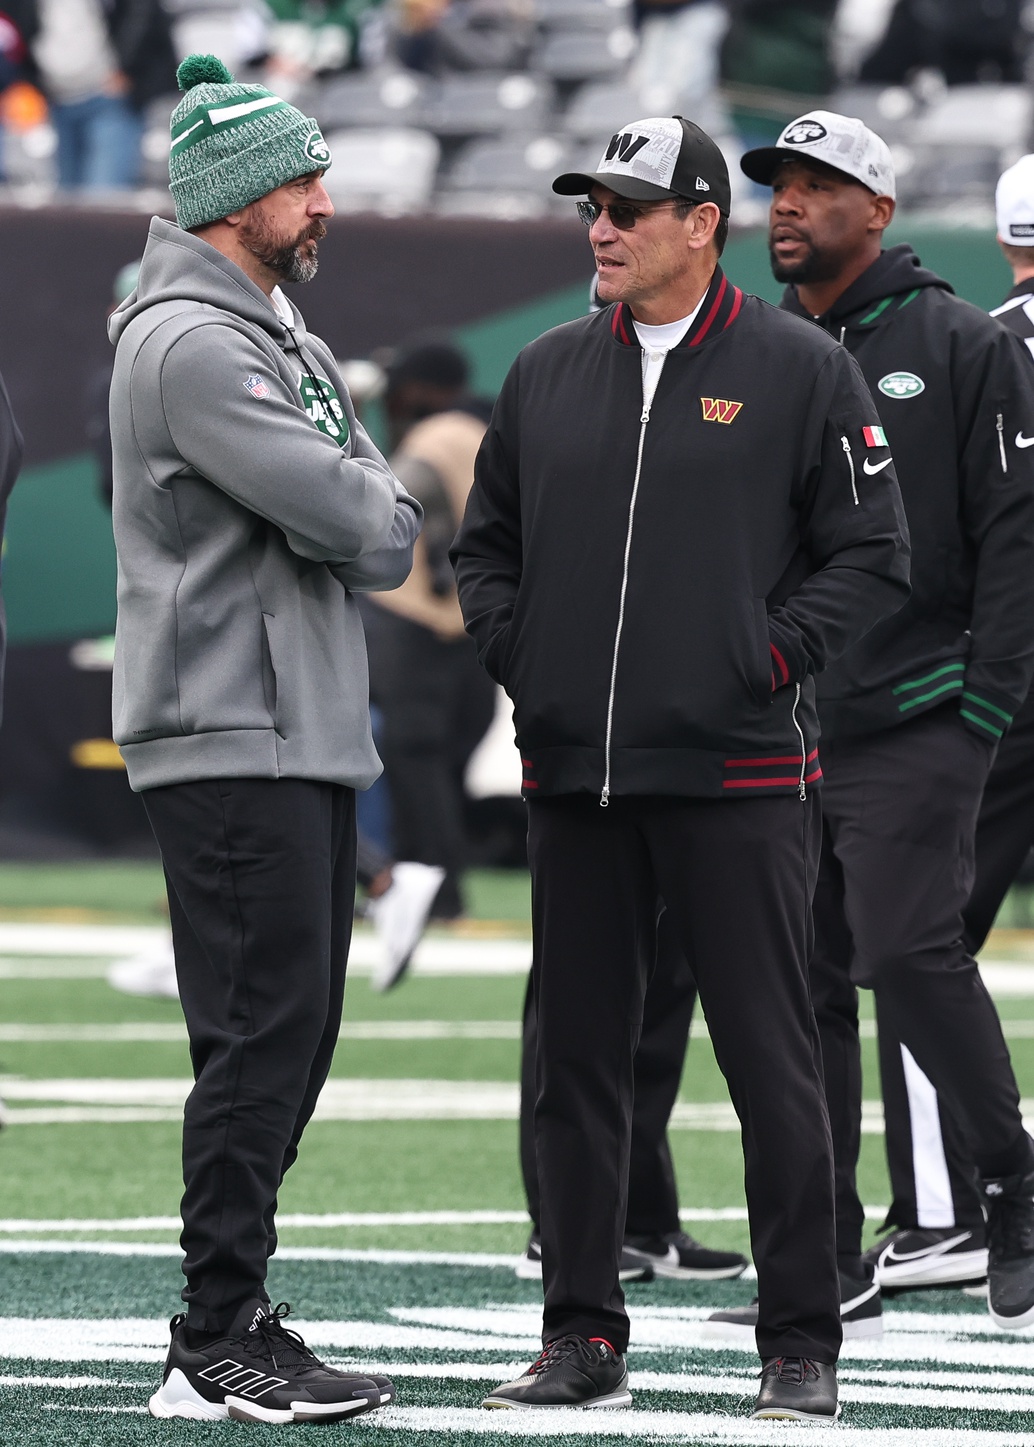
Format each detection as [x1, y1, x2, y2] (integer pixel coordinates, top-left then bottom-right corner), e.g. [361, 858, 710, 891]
[0, 1020, 522, 1043]
[0, 921, 1031, 994]
[362, 1407, 1034, 1443]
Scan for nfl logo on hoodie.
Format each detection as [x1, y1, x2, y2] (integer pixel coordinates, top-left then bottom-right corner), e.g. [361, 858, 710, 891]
[244, 374, 270, 399]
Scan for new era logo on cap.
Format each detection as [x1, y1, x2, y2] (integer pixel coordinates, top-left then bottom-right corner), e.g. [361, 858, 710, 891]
[552, 114, 731, 211]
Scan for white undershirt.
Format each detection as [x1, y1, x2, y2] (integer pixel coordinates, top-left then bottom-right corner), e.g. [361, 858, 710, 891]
[271, 286, 294, 326]
[632, 295, 706, 412]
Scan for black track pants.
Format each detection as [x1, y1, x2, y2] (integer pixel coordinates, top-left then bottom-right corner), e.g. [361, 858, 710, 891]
[520, 907, 698, 1240]
[527, 792, 839, 1362]
[876, 685, 1034, 1232]
[809, 706, 1029, 1263]
[142, 777, 357, 1331]
[366, 608, 496, 916]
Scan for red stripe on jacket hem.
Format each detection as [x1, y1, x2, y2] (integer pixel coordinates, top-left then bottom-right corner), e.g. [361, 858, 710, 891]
[726, 748, 819, 769]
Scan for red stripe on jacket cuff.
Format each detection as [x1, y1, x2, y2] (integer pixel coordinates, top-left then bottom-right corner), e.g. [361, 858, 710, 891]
[769, 643, 790, 689]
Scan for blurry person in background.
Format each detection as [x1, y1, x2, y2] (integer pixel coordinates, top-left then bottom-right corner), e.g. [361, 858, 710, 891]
[3, 0, 176, 189]
[364, 336, 496, 923]
[629, 0, 727, 119]
[261, 0, 382, 100]
[859, 0, 1026, 86]
[720, 0, 837, 156]
[390, 0, 533, 75]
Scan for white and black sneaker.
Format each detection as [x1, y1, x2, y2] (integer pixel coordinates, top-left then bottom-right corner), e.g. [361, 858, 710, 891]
[707, 1266, 882, 1341]
[985, 1168, 1034, 1330]
[149, 1298, 394, 1423]
[368, 862, 446, 992]
[863, 1225, 988, 1291]
[483, 1335, 631, 1409]
[623, 1230, 749, 1281]
[515, 1232, 653, 1283]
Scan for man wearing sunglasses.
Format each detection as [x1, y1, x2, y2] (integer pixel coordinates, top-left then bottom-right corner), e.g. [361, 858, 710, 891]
[452, 115, 910, 1422]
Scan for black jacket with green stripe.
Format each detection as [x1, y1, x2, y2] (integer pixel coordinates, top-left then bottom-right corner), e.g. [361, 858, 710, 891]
[782, 244, 1034, 743]
[453, 266, 910, 802]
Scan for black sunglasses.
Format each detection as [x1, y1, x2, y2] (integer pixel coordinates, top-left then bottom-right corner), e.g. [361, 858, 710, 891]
[576, 198, 684, 230]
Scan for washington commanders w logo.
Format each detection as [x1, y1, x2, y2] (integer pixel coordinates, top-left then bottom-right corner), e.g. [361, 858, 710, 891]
[700, 397, 744, 424]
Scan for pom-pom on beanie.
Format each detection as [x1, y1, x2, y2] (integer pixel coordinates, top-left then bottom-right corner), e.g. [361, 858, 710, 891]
[168, 54, 332, 231]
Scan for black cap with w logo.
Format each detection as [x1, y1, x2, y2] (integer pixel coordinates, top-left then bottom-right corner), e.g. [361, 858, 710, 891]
[553, 116, 730, 212]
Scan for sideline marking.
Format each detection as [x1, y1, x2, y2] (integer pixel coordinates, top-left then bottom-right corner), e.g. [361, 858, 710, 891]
[0, 1020, 523, 1044]
[0, 1205, 886, 1233]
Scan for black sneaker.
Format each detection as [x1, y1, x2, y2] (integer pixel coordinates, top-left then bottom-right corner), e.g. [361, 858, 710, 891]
[863, 1225, 988, 1290]
[514, 1232, 653, 1283]
[482, 1334, 631, 1409]
[752, 1357, 839, 1422]
[623, 1230, 748, 1281]
[985, 1169, 1034, 1329]
[707, 1266, 881, 1341]
[148, 1298, 393, 1423]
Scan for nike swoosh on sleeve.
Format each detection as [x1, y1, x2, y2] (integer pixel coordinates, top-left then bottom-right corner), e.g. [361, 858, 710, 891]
[862, 457, 893, 475]
[1015, 432, 1034, 448]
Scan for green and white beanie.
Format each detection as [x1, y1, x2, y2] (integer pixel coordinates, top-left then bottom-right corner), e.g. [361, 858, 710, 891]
[169, 54, 332, 231]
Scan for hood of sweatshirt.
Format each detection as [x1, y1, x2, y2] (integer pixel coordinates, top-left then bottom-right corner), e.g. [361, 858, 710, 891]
[780, 243, 952, 337]
[109, 216, 310, 351]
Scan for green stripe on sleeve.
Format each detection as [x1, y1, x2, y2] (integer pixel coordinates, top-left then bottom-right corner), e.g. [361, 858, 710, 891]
[960, 709, 1005, 738]
[897, 678, 965, 711]
[892, 663, 966, 695]
[961, 691, 1013, 724]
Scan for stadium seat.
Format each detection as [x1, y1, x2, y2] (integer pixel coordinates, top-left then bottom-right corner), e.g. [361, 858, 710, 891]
[321, 127, 441, 213]
[444, 132, 569, 191]
[827, 85, 923, 144]
[422, 72, 553, 140]
[913, 85, 1033, 150]
[895, 143, 1002, 209]
[562, 80, 641, 140]
[534, 0, 632, 31]
[312, 69, 431, 132]
[533, 26, 636, 84]
[437, 133, 571, 218]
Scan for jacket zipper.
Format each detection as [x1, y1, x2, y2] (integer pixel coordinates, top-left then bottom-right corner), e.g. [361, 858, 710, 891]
[601, 403, 651, 807]
[997, 412, 1007, 474]
[841, 435, 858, 505]
[791, 682, 807, 801]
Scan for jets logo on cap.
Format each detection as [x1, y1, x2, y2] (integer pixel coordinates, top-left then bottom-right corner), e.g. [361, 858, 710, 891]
[304, 129, 331, 165]
[784, 120, 827, 145]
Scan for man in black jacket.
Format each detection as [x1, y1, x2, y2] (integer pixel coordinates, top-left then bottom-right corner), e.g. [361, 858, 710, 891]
[727, 109, 1034, 1339]
[453, 114, 910, 1422]
[863, 151, 1034, 1296]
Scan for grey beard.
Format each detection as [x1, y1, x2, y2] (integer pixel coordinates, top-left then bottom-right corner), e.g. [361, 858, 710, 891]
[241, 221, 324, 284]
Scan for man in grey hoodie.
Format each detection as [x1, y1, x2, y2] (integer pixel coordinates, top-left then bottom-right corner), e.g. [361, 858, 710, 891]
[108, 53, 421, 1424]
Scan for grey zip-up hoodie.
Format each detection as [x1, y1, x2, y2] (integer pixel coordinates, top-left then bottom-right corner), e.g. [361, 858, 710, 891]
[109, 216, 420, 792]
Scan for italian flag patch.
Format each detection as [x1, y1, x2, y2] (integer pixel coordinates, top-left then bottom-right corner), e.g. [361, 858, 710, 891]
[862, 425, 888, 447]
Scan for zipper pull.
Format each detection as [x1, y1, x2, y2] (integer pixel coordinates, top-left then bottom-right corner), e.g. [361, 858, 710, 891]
[599, 786, 610, 808]
[640, 406, 651, 425]
[841, 435, 859, 505]
[997, 412, 1007, 474]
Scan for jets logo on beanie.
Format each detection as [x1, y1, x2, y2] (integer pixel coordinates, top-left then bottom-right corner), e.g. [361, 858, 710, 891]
[169, 54, 332, 231]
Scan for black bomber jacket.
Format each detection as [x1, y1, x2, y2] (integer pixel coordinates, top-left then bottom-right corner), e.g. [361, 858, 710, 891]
[782, 244, 1034, 743]
[452, 267, 911, 802]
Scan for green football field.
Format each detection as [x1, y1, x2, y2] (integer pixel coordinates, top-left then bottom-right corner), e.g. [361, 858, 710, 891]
[5, 863, 1034, 1444]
